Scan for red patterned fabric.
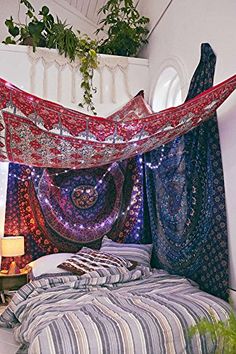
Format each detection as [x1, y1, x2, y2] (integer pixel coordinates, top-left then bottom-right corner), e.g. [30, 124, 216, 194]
[107, 91, 152, 122]
[0, 75, 236, 169]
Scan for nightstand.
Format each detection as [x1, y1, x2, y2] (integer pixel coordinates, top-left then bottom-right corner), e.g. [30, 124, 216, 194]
[0, 268, 31, 304]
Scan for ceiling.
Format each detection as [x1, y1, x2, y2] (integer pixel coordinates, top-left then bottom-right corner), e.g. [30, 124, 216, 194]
[61, 0, 168, 42]
[64, 0, 111, 24]
[64, 0, 141, 25]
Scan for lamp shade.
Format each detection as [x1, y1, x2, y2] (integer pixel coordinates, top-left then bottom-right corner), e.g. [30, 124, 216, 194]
[1, 236, 25, 257]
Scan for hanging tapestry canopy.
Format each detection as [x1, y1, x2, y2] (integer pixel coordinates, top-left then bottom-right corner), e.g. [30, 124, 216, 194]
[0, 74, 236, 169]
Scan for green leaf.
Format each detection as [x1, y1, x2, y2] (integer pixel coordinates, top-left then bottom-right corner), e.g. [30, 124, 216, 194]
[20, 0, 35, 12]
[5, 17, 14, 28]
[20, 26, 29, 38]
[26, 10, 34, 18]
[96, 0, 149, 57]
[9, 26, 19, 37]
[2, 36, 16, 45]
[39, 6, 49, 16]
[46, 14, 55, 25]
[189, 306, 236, 354]
[28, 22, 44, 36]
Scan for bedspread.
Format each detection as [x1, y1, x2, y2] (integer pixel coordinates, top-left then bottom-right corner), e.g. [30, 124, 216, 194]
[0, 266, 230, 354]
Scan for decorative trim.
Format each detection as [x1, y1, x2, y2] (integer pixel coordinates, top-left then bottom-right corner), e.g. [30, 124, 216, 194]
[27, 47, 134, 104]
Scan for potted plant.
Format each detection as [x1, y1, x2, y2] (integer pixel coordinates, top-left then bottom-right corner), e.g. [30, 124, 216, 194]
[189, 306, 236, 354]
[96, 0, 149, 57]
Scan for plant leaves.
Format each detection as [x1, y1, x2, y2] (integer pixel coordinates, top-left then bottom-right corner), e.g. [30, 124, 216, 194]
[39, 6, 49, 16]
[3, 0, 99, 113]
[2, 36, 16, 45]
[9, 26, 20, 37]
[96, 0, 149, 57]
[20, 0, 35, 12]
[5, 17, 14, 28]
[28, 22, 44, 36]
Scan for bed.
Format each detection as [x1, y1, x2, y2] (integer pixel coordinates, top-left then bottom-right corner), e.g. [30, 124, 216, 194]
[0, 259, 230, 354]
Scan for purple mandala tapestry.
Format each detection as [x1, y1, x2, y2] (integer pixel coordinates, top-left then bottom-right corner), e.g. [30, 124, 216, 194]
[3, 158, 145, 268]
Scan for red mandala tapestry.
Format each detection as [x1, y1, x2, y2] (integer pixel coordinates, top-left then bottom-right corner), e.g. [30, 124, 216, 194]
[0, 74, 236, 169]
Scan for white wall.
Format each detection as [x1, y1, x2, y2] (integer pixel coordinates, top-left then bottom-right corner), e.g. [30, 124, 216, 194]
[140, 0, 236, 292]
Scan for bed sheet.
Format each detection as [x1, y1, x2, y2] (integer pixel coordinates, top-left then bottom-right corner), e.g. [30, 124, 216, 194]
[0, 266, 230, 354]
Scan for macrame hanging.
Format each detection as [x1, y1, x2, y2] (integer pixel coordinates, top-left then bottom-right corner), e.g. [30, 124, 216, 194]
[0, 74, 236, 169]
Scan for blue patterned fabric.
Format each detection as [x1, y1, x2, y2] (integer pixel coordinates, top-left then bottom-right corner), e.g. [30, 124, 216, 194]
[144, 43, 228, 300]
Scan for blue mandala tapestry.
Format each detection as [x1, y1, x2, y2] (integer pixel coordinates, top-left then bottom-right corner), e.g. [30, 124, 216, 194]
[144, 43, 228, 300]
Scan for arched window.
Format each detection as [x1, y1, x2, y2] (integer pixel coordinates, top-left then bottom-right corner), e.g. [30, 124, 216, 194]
[152, 67, 182, 112]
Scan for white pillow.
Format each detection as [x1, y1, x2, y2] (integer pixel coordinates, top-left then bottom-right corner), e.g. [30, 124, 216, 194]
[28, 253, 74, 278]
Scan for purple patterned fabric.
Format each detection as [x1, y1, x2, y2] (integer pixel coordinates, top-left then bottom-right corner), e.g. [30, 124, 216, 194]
[3, 157, 145, 268]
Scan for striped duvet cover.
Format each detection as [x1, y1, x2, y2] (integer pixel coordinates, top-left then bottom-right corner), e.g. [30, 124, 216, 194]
[0, 266, 230, 354]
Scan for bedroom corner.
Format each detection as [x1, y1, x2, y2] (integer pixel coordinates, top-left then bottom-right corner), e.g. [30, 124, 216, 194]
[0, 1, 236, 354]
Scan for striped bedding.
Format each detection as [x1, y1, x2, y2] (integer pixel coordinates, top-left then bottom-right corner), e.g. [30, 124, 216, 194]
[0, 266, 230, 354]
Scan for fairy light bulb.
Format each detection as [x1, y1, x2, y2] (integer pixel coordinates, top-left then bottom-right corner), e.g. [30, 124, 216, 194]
[5, 82, 12, 88]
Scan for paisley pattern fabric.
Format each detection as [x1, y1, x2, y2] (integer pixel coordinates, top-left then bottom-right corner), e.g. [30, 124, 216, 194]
[0, 74, 236, 169]
[144, 43, 228, 300]
[3, 157, 145, 269]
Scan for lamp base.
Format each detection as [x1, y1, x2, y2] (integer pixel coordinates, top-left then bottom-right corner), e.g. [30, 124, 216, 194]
[0, 261, 21, 275]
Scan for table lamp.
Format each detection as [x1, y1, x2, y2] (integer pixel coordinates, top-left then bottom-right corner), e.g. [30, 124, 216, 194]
[1, 236, 25, 274]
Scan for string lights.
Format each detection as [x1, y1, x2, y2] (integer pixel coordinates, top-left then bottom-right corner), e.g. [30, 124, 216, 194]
[3, 163, 112, 190]
[39, 157, 145, 235]
[1, 145, 166, 193]
[1, 148, 165, 236]
[3, 155, 148, 240]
